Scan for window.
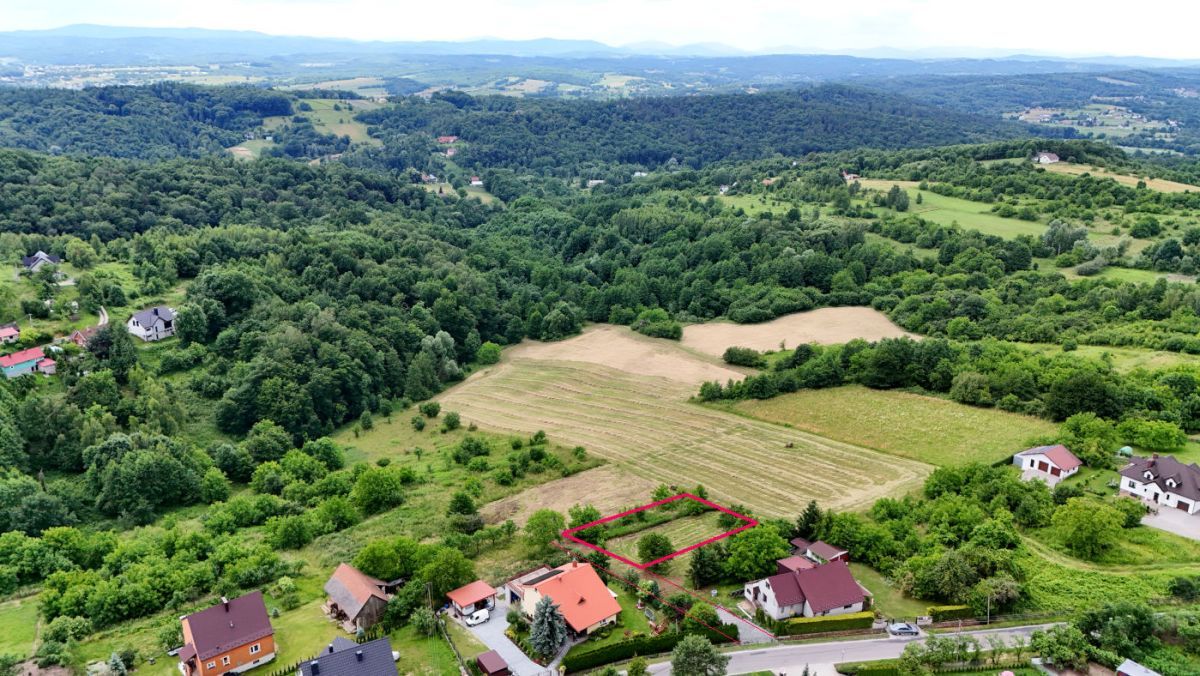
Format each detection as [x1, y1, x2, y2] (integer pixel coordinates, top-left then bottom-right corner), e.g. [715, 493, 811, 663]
[222, 656, 231, 666]
[1145, 471, 1154, 480]
[206, 662, 216, 670]
[1168, 479, 1177, 488]
[249, 644, 261, 655]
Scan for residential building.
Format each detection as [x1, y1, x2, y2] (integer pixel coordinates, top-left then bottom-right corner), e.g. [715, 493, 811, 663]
[586, 179, 606, 188]
[476, 650, 510, 676]
[1117, 659, 1161, 676]
[789, 538, 849, 563]
[323, 563, 390, 631]
[21, 250, 61, 272]
[179, 592, 275, 676]
[1120, 454, 1200, 514]
[297, 637, 397, 676]
[126, 306, 176, 341]
[516, 562, 620, 637]
[470, 176, 484, 186]
[446, 580, 496, 618]
[841, 170, 860, 181]
[0, 324, 19, 344]
[743, 560, 869, 622]
[0, 346, 55, 378]
[1013, 444, 1083, 482]
[775, 555, 816, 574]
[69, 326, 97, 348]
[1036, 152, 1061, 164]
[437, 135, 459, 144]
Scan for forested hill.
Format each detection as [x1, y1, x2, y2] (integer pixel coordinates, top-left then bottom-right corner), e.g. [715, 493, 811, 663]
[358, 85, 1060, 175]
[0, 82, 292, 160]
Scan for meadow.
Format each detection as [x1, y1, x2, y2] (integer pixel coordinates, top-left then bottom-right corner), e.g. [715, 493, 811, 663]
[681, 307, 915, 357]
[1016, 342, 1200, 372]
[603, 512, 727, 579]
[439, 330, 931, 517]
[727, 385, 1059, 467]
[865, 185, 1048, 239]
[1042, 161, 1200, 193]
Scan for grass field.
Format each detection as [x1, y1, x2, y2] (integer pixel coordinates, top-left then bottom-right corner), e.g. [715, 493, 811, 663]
[727, 385, 1058, 467]
[603, 512, 726, 581]
[716, 194, 790, 216]
[0, 597, 38, 660]
[681, 307, 915, 357]
[876, 189, 1047, 239]
[848, 563, 926, 620]
[1017, 342, 1200, 372]
[439, 335, 931, 517]
[1043, 162, 1200, 193]
[297, 99, 383, 144]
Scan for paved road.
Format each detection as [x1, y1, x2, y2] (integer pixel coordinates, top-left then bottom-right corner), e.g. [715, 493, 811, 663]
[646, 623, 1057, 674]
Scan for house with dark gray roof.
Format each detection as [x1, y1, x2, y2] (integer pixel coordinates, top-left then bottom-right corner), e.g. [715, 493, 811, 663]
[743, 560, 870, 621]
[323, 563, 390, 631]
[298, 637, 398, 676]
[1120, 454, 1200, 515]
[21, 250, 61, 272]
[126, 305, 176, 342]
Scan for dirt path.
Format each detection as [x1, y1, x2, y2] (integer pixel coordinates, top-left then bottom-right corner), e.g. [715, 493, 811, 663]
[681, 307, 916, 358]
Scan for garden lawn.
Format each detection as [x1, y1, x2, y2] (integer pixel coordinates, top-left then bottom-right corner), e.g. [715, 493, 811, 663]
[729, 386, 1057, 467]
[0, 596, 39, 659]
[848, 564, 926, 620]
[390, 624, 461, 676]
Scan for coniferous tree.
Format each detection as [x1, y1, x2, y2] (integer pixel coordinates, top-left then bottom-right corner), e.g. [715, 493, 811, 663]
[530, 596, 567, 659]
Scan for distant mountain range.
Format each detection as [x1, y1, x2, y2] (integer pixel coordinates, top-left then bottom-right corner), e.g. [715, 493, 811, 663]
[3, 24, 1200, 66]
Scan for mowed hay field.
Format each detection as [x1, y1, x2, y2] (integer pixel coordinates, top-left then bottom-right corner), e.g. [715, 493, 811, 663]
[1042, 162, 1200, 193]
[682, 307, 916, 357]
[439, 327, 930, 517]
[604, 512, 727, 578]
[730, 385, 1058, 467]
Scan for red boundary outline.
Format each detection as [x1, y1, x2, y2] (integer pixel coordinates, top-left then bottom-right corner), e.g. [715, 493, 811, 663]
[560, 493, 758, 570]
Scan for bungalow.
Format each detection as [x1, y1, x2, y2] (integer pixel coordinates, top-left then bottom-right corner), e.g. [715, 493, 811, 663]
[21, 250, 61, 272]
[323, 563, 391, 631]
[476, 650, 510, 676]
[298, 637, 397, 676]
[744, 560, 869, 622]
[126, 306, 176, 342]
[179, 592, 275, 676]
[0, 346, 55, 379]
[446, 580, 496, 618]
[1120, 454, 1200, 515]
[517, 561, 620, 637]
[789, 538, 849, 564]
[470, 176, 484, 187]
[0, 324, 19, 344]
[1013, 444, 1082, 483]
[445, 147, 458, 157]
[1036, 152, 1060, 164]
[437, 135, 459, 144]
[1117, 659, 1161, 676]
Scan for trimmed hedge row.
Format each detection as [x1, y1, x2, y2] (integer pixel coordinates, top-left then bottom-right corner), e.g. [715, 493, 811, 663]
[927, 605, 974, 622]
[837, 661, 1031, 675]
[776, 610, 874, 636]
[562, 626, 738, 673]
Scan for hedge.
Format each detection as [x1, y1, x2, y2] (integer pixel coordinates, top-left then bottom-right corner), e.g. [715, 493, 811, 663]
[561, 626, 738, 673]
[927, 604, 974, 622]
[775, 610, 874, 636]
[835, 661, 900, 676]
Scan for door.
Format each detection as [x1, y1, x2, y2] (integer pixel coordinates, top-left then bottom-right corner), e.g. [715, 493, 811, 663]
[1177, 501, 1190, 511]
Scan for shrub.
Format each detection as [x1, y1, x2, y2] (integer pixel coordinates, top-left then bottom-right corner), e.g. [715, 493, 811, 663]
[927, 605, 974, 622]
[419, 402, 441, 418]
[722, 346, 766, 368]
[442, 411, 462, 432]
[476, 342, 502, 365]
[410, 415, 425, 431]
[561, 626, 737, 673]
[774, 610, 874, 636]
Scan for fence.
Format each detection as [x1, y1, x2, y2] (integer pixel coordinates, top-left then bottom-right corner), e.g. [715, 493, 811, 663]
[437, 614, 473, 676]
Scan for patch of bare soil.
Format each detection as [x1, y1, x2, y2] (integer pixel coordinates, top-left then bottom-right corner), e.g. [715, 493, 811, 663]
[506, 324, 744, 387]
[479, 465, 658, 526]
[681, 307, 916, 357]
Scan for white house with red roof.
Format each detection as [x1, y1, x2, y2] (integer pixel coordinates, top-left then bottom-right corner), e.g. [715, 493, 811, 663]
[743, 560, 869, 621]
[0, 324, 19, 344]
[1013, 444, 1082, 483]
[516, 561, 620, 637]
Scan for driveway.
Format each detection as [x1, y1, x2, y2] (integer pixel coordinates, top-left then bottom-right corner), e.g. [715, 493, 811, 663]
[716, 606, 773, 644]
[1144, 507, 1200, 541]
[460, 595, 544, 676]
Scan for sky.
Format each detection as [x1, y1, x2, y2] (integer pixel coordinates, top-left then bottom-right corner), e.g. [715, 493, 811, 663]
[4, 0, 1200, 59]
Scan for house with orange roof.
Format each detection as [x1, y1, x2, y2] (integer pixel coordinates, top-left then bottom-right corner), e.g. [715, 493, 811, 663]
[323, 563, 391, 631]
[516, 561, 620, 637]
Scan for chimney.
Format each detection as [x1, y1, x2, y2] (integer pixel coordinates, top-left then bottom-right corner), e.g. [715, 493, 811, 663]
[221, 596, 229, 611]
[327, 644, 335, 654]
[310, 661, 320, 675]
[355, 651, 363, 662]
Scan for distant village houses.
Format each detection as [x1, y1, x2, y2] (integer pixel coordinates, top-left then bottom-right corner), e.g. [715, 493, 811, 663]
[436, 135, 459, 144]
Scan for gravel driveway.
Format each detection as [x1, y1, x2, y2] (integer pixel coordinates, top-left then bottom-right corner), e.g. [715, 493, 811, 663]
[461, 595, 546, 676]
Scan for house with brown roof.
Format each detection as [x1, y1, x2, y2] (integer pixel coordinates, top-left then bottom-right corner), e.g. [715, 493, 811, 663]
[446, 580, 496, 618]
[179, 592, 275, 676]
[1120, 454, 1200, 515]
[743, 560, 870, 622]
[1036, 152, 1061, 164]
[1014, 444, 1082, 483]
[323, 563, 391, 631]
[789, 538, 849, 564]
[69, 326, 97, 348]
[476, 650, 510, 676]
[517, 562, 620, 637]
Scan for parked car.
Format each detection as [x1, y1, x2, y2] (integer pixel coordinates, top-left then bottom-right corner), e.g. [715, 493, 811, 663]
[466, 608, 491, 626]
[888, 622, 919, 636]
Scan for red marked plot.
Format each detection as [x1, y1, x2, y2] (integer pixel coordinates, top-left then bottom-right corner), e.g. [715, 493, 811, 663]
[561, 493, 757, 570]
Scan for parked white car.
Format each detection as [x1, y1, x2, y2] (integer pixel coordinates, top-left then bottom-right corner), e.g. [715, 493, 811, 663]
[466, 608, 490, 626]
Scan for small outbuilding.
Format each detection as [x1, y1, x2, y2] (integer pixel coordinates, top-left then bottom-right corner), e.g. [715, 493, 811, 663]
[476, 650, 510, 676]
[1117, 658, 1162, 676]
[446, 580, 496, 618]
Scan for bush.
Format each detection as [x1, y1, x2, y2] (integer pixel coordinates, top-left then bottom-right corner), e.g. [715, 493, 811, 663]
[722, 346, 766, 368]
[442, 411, 461, 432]
[419, 402, 441, 418]
[476, 342, 502, 365]
[410, 415, 425, 431]
[774, 610, 874, 636]
[561, 626, 737, 673]
[927, 605, 974, 622]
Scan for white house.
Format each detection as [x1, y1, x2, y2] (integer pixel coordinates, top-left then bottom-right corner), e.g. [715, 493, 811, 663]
[126, 306, 176, 342]
[515, 562, 619, 637]
[743, 560, 868, 622]
[1013, 444, 1083, 482]
[1120, 454, 1200, 515]
[21, 250, 62, 272]
[1036, 152, 1060, 164]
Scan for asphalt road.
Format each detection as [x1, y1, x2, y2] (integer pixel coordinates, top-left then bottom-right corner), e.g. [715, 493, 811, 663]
[646, 623, 1057, 674]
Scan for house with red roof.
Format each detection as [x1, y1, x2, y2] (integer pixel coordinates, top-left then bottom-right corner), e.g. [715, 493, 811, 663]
[178, 592, 275, 676]
[69, 326, 97, 348]
[743, 560, 870, 621]
[0, 346, 55, 379]
[789, 538, 849, 564]
[0, 324, 19, 345]
[1013, 444, 1082, 483]
[447, 580, 496, 618]
[437, 135, 459, 144]
[323, 563, 391, 631]
[517, 561, 620, 637]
